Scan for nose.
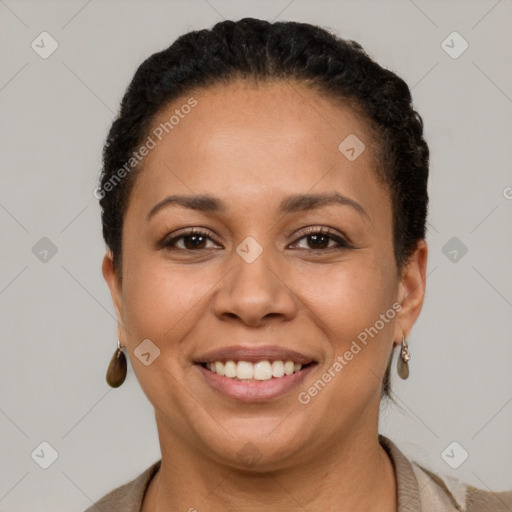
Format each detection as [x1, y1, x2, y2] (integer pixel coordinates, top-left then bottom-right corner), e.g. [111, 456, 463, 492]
[212, 248, 298, 327]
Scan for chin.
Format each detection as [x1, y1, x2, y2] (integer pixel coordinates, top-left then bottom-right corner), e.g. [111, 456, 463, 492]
[194, 415, 315, 471]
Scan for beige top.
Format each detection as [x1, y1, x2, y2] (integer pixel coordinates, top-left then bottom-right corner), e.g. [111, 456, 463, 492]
[84, 435, 512, 511]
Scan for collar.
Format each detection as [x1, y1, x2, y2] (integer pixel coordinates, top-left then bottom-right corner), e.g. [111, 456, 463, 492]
[379, 434, 423, 511]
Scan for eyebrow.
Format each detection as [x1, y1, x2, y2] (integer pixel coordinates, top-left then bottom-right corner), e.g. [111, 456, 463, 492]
[146, 192, 369, 221]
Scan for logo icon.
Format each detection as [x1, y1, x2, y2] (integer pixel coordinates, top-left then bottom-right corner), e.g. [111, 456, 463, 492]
[442, 236, 468, 263]
[32, 237, 58, 263]
[31, 32, 59, 59]
[236, 236, 263, 264]
[134, 338, 161, 366]
[237, 443, 262, 467]
[441, 32, 469, 59]
[441, 441, 469, 469]
[338, 134, 366, 161]
[31, 441, 59, 469]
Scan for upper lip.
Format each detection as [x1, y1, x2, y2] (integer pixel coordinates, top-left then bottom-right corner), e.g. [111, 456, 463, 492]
[194, 345, 316, 365]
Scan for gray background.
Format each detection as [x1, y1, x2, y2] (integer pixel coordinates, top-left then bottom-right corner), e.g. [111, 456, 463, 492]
[1, 0, 511, 510]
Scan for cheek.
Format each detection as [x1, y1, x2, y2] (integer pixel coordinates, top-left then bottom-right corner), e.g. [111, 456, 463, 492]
[291, 256, 396, 341]
[121, 257, 217, 345]
[120, 260, 211, 407]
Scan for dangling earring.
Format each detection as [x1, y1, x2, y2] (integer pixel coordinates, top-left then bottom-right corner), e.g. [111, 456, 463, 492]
[106, 340, 127, 388]
[397, 332, 410, 380]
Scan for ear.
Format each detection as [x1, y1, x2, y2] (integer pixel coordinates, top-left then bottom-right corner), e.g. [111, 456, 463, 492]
[393, 239, 428, 345]
[101, 250, 125, 344]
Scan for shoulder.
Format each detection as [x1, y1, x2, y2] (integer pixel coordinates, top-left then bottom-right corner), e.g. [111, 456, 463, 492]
[465, 484, 512, 511]
[412, 462, 512, 512]
[379, 434, 511, 512]
[83, 460, 161, 512]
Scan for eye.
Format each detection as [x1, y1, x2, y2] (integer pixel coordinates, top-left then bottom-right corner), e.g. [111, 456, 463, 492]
[161, 228, 220, 251]
[291, 227, 352, 251]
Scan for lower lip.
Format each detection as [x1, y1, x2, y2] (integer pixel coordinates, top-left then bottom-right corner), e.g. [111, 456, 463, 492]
[195, 364, 316, 403]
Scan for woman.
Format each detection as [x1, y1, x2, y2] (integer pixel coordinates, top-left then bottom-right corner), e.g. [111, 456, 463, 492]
[87, 18, 511, 512]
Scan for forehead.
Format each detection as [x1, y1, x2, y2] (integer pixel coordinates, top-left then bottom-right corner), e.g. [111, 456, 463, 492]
[127, 80, 388, 223]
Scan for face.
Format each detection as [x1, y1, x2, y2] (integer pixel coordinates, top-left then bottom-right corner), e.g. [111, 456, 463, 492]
[103, 80, 427, 469]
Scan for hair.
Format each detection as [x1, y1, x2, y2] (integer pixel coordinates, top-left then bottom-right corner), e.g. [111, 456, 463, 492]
[98, 18, 429, 400]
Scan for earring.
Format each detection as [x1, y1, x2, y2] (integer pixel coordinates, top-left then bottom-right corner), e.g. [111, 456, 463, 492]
[397, 333, 410, 380]
[106, 340, 127, 388]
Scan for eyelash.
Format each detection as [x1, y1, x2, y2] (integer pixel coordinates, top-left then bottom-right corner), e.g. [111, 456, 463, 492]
[161, 227, 352, 252]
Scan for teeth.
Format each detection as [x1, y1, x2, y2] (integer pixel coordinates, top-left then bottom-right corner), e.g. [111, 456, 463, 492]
[271, 360, 285, 378]
[254, 361, 272, 380]
[215, 361, 225, 376]
[205, 360, 304, 381]
[237, 361, 253, 379]
[224, 360, 237, 378]
[284, 361, 294, 375]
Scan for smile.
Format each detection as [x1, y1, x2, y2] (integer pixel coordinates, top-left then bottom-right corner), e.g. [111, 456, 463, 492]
[200, 359, 313, 381]
[195, 360, 317, 402]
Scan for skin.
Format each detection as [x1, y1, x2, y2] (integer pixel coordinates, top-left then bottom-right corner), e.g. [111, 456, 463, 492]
[103, 79, 428, 511]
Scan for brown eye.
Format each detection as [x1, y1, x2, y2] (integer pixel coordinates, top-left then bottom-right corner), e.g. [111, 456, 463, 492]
[304, 233, 332, 250]
[162, 229, 218, 251]
[292, 228, 351, 251]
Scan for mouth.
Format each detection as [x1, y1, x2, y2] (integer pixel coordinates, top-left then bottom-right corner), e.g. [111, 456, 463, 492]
[197, 360, 316, 381]
[193, 345, 318, 402]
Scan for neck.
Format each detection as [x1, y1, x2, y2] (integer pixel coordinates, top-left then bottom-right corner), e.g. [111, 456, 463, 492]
[143, 417, 397, 512]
